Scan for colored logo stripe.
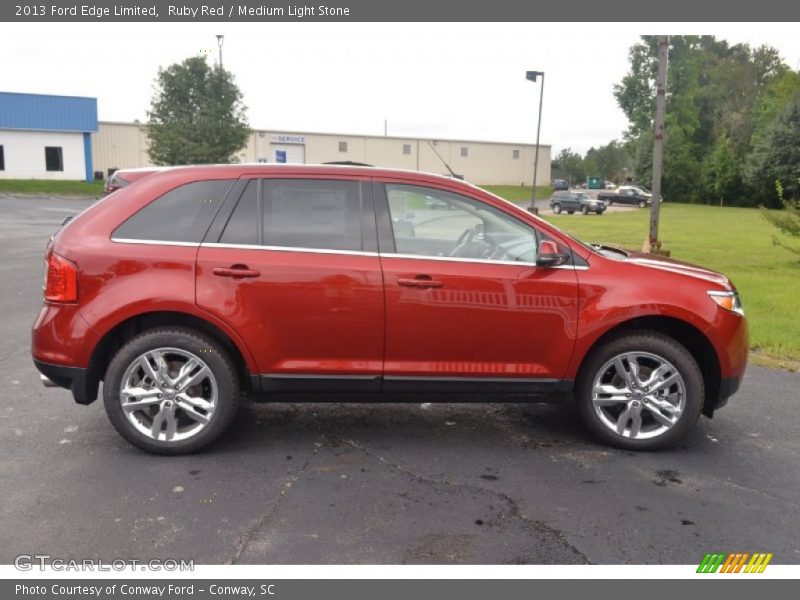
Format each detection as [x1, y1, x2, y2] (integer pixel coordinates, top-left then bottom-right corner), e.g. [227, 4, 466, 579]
[697, 553, 726, 573]
[697, 552, 773, 573]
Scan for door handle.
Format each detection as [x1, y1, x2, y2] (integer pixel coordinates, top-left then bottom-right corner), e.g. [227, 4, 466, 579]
[213, 265, 260, 278]
[397, 275, 443, 289]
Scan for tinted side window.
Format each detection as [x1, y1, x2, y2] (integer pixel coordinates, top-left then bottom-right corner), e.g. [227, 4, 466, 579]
[263, 179, 363, 251]
[220, 181, 258, 245]
[113, 179, 233, 243]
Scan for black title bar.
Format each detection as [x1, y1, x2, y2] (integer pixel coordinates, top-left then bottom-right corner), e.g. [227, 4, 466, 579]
[3, 0, 800, 22]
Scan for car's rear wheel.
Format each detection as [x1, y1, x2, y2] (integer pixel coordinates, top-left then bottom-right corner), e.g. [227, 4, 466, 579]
[103, 328, 239, 454]
[552, 203, 561, 214]
[581, 205, 589, 215]
[575, 332, 704, 450]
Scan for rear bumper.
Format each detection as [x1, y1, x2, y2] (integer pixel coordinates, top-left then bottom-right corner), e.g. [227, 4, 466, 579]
[33, 359, 97, 405]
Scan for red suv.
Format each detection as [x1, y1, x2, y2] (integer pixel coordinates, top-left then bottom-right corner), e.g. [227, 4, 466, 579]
[32, 165, 748, 454]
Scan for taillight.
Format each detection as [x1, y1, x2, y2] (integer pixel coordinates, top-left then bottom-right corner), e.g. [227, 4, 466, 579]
[44, 251, 78, 302]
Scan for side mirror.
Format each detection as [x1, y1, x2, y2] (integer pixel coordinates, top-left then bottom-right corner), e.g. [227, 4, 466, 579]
[536, 240, 569, 268]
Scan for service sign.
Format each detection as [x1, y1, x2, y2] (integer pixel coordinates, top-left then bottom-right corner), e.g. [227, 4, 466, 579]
[269, 134, 305, 144]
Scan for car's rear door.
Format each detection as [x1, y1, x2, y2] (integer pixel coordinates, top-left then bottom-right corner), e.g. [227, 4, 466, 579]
[375, 180, 579, 391]
[196, 175, 384, 392]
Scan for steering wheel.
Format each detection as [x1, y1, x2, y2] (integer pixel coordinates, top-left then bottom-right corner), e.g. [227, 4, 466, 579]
[454, 225, 478, 248]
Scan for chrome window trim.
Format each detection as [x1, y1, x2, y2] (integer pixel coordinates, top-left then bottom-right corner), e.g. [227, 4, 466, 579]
[111, 239, 588, 270]
[111, 238, 200, 248]
[381, 252, 588, 270]
[201, 242, 379, 257]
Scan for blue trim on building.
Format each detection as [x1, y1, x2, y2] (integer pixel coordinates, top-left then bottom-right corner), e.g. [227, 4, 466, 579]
[82, 132, 93, 182]
[0, 92, 98, 133]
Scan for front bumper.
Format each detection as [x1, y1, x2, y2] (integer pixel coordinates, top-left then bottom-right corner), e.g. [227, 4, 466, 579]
[33, 359, 97, 405]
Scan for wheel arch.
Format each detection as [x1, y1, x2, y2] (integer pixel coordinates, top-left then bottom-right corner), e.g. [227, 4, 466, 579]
[87, 311, 256, 401]
[577, 316, 721, 417]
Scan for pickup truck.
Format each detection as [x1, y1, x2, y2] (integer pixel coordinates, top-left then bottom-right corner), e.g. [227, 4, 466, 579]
[597, 186, 653, 208]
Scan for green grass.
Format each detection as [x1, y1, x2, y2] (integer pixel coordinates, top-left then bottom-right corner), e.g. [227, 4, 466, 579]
[485, 186, 800, 362]
[0, 179, 104, 196]
[483, 185, 553, 204]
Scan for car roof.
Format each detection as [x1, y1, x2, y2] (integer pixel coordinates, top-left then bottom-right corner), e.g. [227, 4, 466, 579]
[137, 163, 476, 191]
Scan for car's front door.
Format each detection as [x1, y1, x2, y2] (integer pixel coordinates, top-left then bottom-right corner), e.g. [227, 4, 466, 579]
[376, 182, 580, 392]
[196, 176, 384, 391]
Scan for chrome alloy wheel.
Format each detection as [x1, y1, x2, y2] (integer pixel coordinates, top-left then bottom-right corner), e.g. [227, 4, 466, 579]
[119, 347, 218, 442]
[591, 351, 686, 440]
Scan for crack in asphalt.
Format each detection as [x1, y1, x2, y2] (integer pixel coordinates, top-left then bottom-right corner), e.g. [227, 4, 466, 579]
[224, 436, 323, 565]
[338, 437, 590, 564]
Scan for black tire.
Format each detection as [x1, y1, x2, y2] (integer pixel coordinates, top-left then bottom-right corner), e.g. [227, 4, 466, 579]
[575, 331, 704, 451]
[581, 205, 589, 215]
[103, 327, 240, 455]
[552, 203, 561, 214]
[638, 199, 647, 208]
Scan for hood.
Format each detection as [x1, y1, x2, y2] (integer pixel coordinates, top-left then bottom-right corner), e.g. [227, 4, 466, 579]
[620, 250, 732, 288]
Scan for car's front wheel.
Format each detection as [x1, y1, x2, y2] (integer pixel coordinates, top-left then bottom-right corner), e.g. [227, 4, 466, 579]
[638, 199, 647, 208]
[103, 328, 240, 454]
[575, 332, 704, 450]
[552, 203, 561, 214]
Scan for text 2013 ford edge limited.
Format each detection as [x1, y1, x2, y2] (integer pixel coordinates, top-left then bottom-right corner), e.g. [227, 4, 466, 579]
[32, 165, 748, 454]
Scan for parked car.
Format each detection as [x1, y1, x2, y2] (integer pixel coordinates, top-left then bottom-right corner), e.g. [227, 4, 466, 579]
[104, 167, 162, 195]
[33, 164, 747, 454]
[597, 186, 653, 208]
[550, 191, 606, 215]
[552, 178, 570, 191]
[604, 180, 616, 189]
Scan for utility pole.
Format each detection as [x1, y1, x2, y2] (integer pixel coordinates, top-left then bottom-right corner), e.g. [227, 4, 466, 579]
[649, 36, 668, 254]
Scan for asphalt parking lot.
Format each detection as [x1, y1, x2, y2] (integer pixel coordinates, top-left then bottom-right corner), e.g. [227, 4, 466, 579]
[1, 194, 799, 565]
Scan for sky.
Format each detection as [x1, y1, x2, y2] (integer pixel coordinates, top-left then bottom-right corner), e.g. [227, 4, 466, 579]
[2, 22, 799, 155]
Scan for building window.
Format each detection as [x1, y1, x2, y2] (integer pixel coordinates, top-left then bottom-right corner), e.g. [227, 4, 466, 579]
[513, 149, 520, 159]
[339, 141, 348, 152]
[45, 147, 63, 172]
[402, 144, 412, 155]
[460, 146, 468, 157]
[0, 145, 4, 171]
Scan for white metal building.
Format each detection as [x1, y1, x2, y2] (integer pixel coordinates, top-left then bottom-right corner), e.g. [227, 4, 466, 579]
[93, 122, 551, 186]
[0, 92, 98, 181]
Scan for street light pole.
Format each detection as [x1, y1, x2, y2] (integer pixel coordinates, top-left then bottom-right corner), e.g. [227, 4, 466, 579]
[526, 71, 545, 212]
[216, 35, 224, 69]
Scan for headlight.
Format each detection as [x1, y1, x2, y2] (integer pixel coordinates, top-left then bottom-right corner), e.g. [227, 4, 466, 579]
[708, 290, 744, 316]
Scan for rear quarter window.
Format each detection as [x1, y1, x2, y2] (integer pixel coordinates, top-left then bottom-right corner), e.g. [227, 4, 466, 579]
[113, 179, 234, 243]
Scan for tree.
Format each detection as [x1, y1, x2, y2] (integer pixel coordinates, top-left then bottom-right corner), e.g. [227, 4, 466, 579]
[746, 93, 800, 207]
[701, 135, 739, 206]
[614, 36, 796, 205]
[147, 56, 250, 165]
[761, 179, 800, 258]
[584, 141, 631, 183]
[551, 148, 586, 185]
